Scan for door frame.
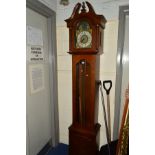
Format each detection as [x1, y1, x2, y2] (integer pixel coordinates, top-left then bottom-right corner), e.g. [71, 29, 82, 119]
[26, 0, 59, 147]
[113, 5, 129, 140]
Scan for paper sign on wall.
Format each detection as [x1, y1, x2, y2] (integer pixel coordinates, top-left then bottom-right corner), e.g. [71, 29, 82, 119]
[29, 64, 45, 94]
[27, 45, 44, 62]
[27, 26, 43, 46]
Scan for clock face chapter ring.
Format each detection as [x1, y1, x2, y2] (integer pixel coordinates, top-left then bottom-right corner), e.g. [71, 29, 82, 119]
[77, 31, 92, 48]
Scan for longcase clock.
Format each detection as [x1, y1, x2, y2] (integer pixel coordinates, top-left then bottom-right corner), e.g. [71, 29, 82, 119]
[65, 2, 107, 155]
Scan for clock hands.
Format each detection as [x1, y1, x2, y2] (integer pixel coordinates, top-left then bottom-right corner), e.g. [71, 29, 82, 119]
[81, 37, 85, 43]
[81, 35, 88, 43]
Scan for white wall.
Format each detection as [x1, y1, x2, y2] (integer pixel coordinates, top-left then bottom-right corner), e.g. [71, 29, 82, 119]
[56, 0, 129, 147]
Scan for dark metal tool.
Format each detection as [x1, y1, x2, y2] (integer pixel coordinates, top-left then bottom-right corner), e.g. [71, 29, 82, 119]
[103, 80, 112, 142]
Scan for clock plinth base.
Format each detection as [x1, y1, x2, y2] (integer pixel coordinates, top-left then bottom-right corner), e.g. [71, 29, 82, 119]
[69, 123, 101, 155]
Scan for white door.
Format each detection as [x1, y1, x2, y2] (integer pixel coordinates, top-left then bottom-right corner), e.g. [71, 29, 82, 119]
[113, 7, 129, 140]
[26, 8, 52, 155]
[119, 15, 129, 126]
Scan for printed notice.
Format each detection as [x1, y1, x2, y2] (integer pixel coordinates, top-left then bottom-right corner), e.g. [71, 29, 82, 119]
[27, 45, 44, 62]
[29, 64, 44, 94]
[27, 26, 43, 46]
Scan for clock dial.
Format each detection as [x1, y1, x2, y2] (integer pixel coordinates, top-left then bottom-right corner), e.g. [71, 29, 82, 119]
[75, 21, 92, 49]
[77, 31, 92, 48]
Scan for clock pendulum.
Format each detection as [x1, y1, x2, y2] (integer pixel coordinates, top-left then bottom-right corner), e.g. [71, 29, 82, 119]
[65, 2, 107, 155]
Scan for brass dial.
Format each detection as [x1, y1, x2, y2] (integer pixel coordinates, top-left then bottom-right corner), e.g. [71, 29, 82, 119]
[77, 31, 92, 48]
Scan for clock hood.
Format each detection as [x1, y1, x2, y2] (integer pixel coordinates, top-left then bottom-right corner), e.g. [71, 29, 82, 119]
[65, 1, 107, 29]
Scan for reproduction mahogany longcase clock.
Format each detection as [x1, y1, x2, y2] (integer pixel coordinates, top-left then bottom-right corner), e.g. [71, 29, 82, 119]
[65, 2, 106, 155]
